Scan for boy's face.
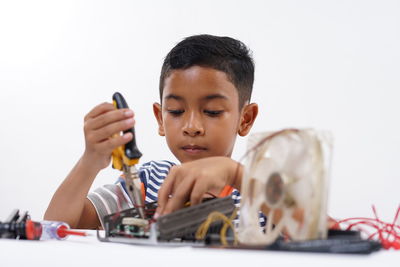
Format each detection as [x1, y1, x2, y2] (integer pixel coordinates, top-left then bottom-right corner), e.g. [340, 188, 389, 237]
[153, 66, 257, 163]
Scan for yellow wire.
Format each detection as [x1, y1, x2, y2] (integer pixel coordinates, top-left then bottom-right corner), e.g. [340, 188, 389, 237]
[195, 209, 238, 246]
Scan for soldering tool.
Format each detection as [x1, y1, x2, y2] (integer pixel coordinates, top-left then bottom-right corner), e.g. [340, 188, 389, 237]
[111, 92, 145, 219]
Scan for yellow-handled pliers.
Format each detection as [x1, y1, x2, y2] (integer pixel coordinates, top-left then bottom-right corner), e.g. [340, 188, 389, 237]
[111, 92, 145, 219]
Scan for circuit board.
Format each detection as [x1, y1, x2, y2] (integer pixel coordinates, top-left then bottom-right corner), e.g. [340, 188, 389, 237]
[97, 197, 236, 246]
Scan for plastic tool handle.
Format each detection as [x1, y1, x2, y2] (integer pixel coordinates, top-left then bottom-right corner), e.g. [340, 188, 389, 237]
[112, 92, 142, 160]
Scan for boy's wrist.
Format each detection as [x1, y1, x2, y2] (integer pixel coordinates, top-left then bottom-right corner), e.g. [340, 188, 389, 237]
[79, 152, 104, 176]
[227, 158, 243, 191]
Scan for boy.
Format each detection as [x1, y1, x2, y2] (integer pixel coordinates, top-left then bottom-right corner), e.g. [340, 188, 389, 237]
[44, 34, 259, 229]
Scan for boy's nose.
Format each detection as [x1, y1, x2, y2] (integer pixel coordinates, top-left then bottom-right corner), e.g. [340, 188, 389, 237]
[183, 113, 205, 137]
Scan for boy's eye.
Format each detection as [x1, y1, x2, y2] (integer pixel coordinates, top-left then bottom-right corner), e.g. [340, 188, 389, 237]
[167, 109, 184, 116]
[204, 110, 224, 117]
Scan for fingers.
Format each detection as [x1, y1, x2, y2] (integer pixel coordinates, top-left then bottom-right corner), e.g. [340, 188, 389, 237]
[84, 102, 115, 121]
[189, 182, 207, 206]
[84, 102, 135, 146]
[87, 108, 134, 131]
[155, 158, 235, 218]
[157, 167, 209, 216]
[161, 175, 195, 215]
[88, 117, 135, 143]
[97, 132, 133, 152]
[156, 166, 178, 215]
[82, 102, 136, 170]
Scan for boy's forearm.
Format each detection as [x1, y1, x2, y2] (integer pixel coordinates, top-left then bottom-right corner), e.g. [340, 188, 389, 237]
[44, 156, 100, 228]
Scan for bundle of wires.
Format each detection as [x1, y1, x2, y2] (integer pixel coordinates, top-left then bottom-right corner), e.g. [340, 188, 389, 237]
[333, 205, 400, 250]
[196, 209, 238, 246]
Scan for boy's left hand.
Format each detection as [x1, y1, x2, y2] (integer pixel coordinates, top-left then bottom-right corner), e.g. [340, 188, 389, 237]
[156, 156, 242, 216]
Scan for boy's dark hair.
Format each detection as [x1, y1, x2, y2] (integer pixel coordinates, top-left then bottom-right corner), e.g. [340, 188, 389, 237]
[159, 34, 254, 108]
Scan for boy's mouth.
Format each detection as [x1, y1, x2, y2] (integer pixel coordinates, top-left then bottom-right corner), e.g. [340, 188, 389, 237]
[182, 145, 207, 154]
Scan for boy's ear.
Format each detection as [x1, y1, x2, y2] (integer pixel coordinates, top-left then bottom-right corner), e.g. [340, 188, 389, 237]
[238, 103, 258, 137]
[153, 102, 165, 136]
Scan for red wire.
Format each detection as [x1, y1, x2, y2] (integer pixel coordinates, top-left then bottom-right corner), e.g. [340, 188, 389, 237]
[387, 205, 400, 242]
[335, 205, 400, 250]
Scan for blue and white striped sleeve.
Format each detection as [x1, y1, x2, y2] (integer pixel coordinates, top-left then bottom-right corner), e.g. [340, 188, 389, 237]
[141, 160, 175, 203]
[87, 160, 175, 227]
[87, 182, 133, 228]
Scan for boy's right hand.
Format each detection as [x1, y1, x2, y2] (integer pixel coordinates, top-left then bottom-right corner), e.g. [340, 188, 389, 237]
[81, 102, 135, 171]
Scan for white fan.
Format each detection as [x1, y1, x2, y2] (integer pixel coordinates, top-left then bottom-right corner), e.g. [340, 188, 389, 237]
[238, 129, 332, 245]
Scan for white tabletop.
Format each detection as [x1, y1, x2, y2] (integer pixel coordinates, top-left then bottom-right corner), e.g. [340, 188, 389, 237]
[1, 230, 398, 267]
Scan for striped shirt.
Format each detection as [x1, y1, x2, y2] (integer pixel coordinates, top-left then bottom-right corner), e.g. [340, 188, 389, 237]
[87, 160, 266, 228]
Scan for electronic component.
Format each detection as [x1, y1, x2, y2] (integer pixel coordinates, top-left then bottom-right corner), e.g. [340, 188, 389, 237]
[238, 129, 332, 245]
[102, 202, 157, 240]
[98, 197, 236, 245]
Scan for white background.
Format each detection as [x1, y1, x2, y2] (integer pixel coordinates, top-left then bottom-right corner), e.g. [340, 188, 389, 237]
[0, 0, 399, 224]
